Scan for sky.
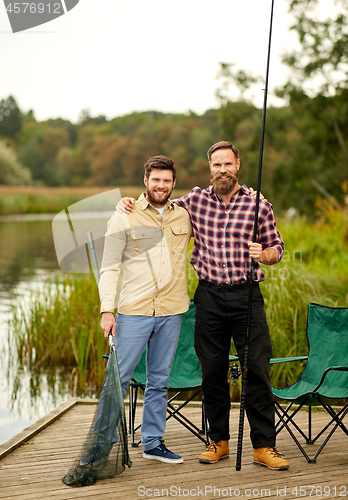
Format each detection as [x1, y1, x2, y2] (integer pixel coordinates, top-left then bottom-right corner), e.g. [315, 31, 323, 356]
[0, 0, 337, 123]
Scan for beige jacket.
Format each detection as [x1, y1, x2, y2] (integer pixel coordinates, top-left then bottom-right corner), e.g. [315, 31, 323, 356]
[99, 193, 193, 316]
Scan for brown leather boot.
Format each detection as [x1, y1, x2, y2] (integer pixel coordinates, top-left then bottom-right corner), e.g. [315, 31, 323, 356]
[199, 440, 229, 464]
[253, 447, 289, 470]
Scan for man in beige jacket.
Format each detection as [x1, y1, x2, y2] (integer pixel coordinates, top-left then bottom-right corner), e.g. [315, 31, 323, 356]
[98, 155, 192, 464]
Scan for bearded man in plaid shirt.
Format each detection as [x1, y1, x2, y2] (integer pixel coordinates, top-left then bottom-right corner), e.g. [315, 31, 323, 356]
[118, 141, 289, 470]
[174, 141, 288, 470]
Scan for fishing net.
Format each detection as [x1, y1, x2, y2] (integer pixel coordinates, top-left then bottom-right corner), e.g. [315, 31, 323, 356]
[53, 190, 163, 486]
[62, 338, 132, 487]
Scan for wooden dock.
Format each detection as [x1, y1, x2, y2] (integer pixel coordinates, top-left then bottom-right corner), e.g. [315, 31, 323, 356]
[0, 399, 347, 499]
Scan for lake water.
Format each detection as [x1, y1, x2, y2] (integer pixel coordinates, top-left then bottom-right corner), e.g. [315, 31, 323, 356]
[0, 215, 70, 445]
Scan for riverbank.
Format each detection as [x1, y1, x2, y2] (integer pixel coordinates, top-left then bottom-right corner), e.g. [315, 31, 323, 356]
[0, 186, 190, 215]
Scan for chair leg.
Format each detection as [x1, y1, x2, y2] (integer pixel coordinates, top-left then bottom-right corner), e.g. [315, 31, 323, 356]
[276, 400, 309, 442]
[130, 384, 143, 447]
[166, 390, 209, 445]
[308, 405, 313, 444]
[202, 400, 209, 445]
[276, 397, 348, 463]
[129, 385, 136, 446]
[129, 385, 132, 434]
[275, 401, 315, 463]
[275, 402, 292, 432]
[201, 400, 206, 434]
[311, 404, 348, 461]
[307, 399, 348, 461]
[130, 382, 209, 446]
[318, 399, 348, 438]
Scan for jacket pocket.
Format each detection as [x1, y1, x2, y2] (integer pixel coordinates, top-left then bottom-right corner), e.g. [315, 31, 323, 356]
[170, 225, 189, 253]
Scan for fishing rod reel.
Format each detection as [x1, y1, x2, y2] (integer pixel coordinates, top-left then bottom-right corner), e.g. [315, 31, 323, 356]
[229, 362, 241, 386]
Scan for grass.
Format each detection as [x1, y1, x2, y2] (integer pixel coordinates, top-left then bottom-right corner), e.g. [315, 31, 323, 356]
[11, 275, 106, 395]
[0, 186, 108, 215]
[0, 186, 191, 215]
[9, 207, 348, 399]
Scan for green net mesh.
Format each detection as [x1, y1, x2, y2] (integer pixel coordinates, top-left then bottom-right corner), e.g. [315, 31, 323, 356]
[62, 344, 132, 487]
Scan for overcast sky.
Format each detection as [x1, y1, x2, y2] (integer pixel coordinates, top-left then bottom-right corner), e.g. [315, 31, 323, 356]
[0, 0, 337, 123]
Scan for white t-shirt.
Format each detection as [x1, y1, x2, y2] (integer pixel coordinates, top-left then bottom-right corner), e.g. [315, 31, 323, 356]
[156, 207, 165, 218]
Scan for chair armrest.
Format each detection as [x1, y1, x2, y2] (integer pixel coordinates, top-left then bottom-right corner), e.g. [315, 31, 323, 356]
[270, 356, 308, 364]
[229, 355, 308, 364]
[229, 355, 239, 362]
[313, 366, 348, 393]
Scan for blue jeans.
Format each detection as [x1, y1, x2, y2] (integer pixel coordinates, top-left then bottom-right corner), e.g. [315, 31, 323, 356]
[114, 312, 182, 451]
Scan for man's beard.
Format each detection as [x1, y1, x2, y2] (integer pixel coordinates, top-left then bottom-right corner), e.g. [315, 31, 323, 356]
[210, 171, 238, 195]
[146, 187, 172, 207]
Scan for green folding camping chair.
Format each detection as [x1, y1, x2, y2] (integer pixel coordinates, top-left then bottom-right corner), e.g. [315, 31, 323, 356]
[272, 303, 348, 463]
[129, 301, 208, 447]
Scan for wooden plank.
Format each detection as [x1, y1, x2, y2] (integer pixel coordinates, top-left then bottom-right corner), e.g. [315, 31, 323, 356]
[0, 399, 100, 460]
[0, 399, 77, 460]
[0, 404, 347, 500]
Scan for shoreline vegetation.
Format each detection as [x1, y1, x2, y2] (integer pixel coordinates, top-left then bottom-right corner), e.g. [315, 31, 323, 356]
[0, 185, 191, 216]
[5, 186, 348, 400]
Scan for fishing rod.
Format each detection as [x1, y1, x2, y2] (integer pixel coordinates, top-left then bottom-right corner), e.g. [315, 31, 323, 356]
[236, 0, 275, 471]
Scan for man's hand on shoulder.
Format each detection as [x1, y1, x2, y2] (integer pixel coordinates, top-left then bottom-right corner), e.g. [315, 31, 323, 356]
[248, 187, 267, 202]
[101, 312, 116, 338]
[116, 197, 135, 214]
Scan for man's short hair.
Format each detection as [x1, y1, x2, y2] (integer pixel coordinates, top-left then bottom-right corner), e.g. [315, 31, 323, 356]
[144, 155, 176, 182]
[207, 141, 239, 161]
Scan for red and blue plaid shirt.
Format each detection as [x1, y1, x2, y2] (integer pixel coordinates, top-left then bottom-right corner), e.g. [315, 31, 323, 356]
[174, 184, 284, 284]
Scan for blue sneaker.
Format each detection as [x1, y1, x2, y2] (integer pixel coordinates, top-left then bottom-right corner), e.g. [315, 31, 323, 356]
[143, 443, 183, 463]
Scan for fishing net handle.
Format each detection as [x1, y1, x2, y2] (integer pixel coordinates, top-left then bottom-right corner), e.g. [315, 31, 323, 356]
[109, 333, 116, 352]
[87, 230, 116, 354]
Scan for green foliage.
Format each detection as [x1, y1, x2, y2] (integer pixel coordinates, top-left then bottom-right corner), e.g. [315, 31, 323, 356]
[0, 140, 31, 185]
[17, 123, 74, 186]
[11, 274, 108, 394]
[215, 63, 262, 104]
[276, 0, 348, 211]
[214, 1, 348, 215]
[12, 108, 222, 190]
[0, 96, 22, 138]
[285, 0, 348, 95]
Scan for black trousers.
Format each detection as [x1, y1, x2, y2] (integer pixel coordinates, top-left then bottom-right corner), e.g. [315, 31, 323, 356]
[193, 282, 276, 448]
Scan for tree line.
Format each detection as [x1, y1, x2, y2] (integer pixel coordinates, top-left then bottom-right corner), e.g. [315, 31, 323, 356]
[0, 103, 222, 190]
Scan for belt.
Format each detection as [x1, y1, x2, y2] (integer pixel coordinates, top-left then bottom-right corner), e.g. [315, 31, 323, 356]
[198, 279, 258, 292]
